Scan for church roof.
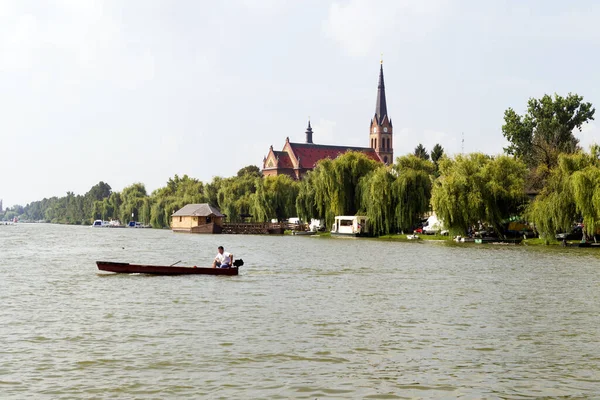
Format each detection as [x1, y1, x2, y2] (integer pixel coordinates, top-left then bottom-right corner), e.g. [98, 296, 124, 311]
[172, 203, 224, 217]
[288, 142, 380, 169]
[272, 151, 293, 169]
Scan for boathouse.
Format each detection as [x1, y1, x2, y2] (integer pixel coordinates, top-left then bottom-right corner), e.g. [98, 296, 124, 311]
[171, 204, 224, 234]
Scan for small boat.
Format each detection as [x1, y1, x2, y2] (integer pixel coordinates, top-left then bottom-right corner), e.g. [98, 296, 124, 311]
[96, 259, 244, 276]
[292, 230, 316, 236]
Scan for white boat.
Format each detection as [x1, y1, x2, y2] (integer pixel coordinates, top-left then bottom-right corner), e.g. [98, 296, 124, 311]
[92, 220, 110, 227]
[331, 216, 369, 237]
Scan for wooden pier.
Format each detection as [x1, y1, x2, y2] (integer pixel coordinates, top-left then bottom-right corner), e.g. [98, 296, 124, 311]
[221, 222, 285, 235]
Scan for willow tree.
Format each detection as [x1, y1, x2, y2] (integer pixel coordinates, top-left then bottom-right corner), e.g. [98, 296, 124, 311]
[251, 174, 299, 222]
[392, 155, 435, 232]
[432, 153, 527, 235]
[119, 183, 148, 224]
[295, 151, 380, 227]
[528, 148, 600, 238]
[358, 166, 396, 235]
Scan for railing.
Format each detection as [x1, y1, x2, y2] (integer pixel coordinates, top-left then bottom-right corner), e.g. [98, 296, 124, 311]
[221, 222, 285, 234]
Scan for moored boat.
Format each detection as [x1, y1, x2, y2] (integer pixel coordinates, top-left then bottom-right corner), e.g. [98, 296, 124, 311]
[96, 259, 243, 275]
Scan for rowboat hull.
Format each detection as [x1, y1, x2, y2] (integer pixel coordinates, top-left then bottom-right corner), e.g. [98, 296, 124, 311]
[96, 261, 239, 275]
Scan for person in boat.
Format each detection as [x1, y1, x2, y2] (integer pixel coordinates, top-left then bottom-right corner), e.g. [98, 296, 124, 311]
[212, 246, 234, 268]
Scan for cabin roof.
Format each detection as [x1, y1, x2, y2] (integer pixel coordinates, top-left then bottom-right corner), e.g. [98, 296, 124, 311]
[172, 203, 224, 217]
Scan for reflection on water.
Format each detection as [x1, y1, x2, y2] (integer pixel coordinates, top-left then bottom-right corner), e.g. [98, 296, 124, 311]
[1, 224, 600, 398]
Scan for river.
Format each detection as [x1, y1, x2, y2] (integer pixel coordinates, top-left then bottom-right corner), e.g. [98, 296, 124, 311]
[1, 223, 599, 399]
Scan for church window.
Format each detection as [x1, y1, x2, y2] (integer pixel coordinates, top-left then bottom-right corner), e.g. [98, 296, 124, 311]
[384, 156, 388, 163]
[375, 138, 377, 149]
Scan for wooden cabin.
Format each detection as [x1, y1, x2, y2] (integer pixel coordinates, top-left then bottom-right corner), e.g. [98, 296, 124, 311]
[171, 204, 224, 234]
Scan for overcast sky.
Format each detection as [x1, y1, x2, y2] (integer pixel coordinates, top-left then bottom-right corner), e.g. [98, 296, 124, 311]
[1, 0, 599, 207]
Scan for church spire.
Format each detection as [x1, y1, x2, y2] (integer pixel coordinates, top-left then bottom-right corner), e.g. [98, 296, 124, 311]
[375, 62, 388, 125]
[305, 118, 313, 144]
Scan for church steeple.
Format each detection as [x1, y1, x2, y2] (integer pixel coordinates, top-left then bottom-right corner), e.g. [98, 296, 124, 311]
[305, 119, 313, 144]
[369, 59, 393, 165]
[375, 62, 388, 125]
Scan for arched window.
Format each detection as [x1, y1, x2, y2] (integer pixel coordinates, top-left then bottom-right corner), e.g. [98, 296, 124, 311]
[383, 156, 388, 163]
[375, 138, 377, 149]
[371, 138, 374, 148]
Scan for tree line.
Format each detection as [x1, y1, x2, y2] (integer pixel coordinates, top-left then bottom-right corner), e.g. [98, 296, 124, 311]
[8, 93, 598, 239]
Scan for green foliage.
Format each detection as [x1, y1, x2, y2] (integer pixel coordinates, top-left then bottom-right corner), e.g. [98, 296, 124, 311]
[392, 155, 435, 232]
[527, 149, 600, 238]
[502, 93, 595, 169]
[237, 165, 262, 178]
[430, 144, 444, 163]
[217, 174, 258, 222]
[358, 167, 396, 235]
[296, 151, 380, 227]
[414, 143, 430, 160]
[252, 175, 299, 222]
[432, 153, 528, 235]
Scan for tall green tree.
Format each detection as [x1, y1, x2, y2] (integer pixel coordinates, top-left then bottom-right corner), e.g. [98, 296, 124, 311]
[252, 175, 299, 222]
[414, 143, 430, 160]
[392, 155, 435, 232]
[528, 148, 600, 238]
[431, 153, 528, 235]
[502, 93, 595, 170]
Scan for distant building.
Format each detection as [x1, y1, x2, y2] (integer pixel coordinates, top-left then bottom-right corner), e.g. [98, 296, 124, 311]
[262, 61, 394, 178]
[171, 203, 224, 234]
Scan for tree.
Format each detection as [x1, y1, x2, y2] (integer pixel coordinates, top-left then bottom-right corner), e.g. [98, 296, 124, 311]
[502, 93, 595, 170]
[431, 144, 444, 163]
[527, 148, 600, 239]
[391, 155, 435, 232]
[414, 143, 430, 160]
[120, 183, 148, 224]
[237, 165, 262, 178]
[251, 175, 299, 222]
[431, 153, 528, 235]
[295, 151, 380, 227]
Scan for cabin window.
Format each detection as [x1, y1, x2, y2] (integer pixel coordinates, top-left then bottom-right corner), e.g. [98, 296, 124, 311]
[206, 216, 212, 223]
[340, 219, 353, 226]
[179, 216, 182, 222]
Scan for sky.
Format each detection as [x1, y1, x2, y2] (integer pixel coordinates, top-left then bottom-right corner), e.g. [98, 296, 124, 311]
[1, 0, 599, 207]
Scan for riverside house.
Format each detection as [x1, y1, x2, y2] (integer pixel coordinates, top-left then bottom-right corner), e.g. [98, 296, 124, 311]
[171, 204, 224, 234]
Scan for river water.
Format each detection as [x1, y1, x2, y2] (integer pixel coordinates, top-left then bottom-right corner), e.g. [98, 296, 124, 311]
[1, 223, 599, 399]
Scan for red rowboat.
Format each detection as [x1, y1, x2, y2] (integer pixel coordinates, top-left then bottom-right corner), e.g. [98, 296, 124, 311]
[96, 259, 243, 276]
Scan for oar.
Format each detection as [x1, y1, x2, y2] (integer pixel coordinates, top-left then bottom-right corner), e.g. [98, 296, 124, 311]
[169, 260, 182, 266]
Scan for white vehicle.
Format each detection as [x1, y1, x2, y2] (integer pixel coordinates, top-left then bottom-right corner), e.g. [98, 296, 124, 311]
[422, 214, 444, 234]
[331, 216, 369, 237]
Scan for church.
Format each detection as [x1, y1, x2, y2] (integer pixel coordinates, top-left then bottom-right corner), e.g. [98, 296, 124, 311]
[262, 62, 394, 179]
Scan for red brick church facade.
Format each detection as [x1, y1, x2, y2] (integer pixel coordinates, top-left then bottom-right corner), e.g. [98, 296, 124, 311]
[262, 62, 394, 179]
